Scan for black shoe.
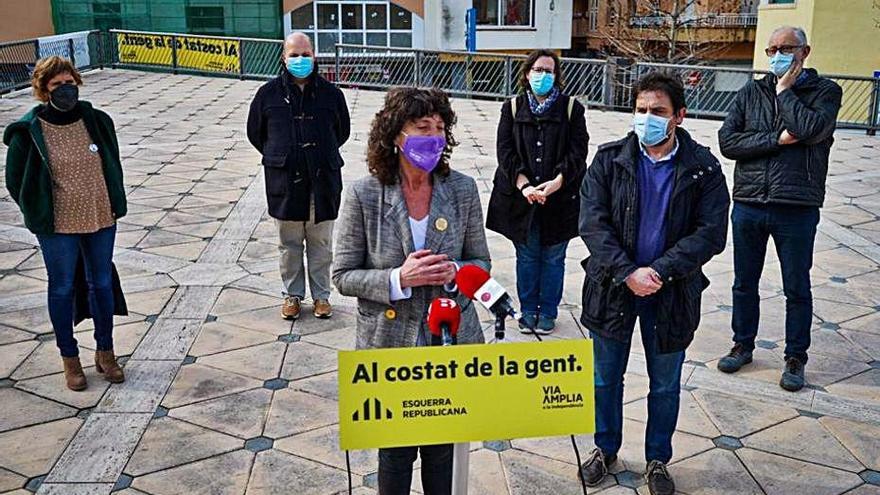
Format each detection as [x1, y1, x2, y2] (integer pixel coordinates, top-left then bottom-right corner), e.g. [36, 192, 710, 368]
[578, 448, 616, 487]
[717, 343, 753, 373]
[645, 460, 675, 495]
[780, 357, 806, 391]
[518, 314, 537, 333]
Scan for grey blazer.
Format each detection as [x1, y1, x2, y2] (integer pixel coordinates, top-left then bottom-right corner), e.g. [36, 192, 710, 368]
[332, 170, 492, 350]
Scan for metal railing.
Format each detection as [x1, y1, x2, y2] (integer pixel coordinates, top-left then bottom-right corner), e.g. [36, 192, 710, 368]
[2, 29, 878, 133]
[0, 30, 104, 94]
[629, 13, 758, 28]
[332, 44, 610, 106]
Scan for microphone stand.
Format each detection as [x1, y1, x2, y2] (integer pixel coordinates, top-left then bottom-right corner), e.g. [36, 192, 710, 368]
[494, 314, 506, 341]
[452, 308, 512, 495]
[443, 323, 470, 495]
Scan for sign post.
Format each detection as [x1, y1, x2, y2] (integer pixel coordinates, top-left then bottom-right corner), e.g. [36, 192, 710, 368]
[465, 8, 477, 52]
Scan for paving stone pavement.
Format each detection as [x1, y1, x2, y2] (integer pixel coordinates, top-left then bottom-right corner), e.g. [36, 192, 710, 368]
[1, 69, 879, 495]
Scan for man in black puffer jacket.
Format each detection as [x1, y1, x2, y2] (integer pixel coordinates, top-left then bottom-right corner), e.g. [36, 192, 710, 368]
[717, 26, 842, 392]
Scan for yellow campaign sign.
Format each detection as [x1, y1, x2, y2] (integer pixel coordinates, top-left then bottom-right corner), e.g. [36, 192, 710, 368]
[338, 339, 594, 451]
[116, 32, 240, 73]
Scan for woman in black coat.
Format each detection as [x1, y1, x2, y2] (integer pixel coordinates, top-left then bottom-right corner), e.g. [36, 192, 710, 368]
[486, 49, 589, 334]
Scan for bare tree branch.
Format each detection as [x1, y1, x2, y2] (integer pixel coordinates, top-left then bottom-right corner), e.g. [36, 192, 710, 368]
[592, 0, 752, 63]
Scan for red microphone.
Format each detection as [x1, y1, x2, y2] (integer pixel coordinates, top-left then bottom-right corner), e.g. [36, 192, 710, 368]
[427, 297, 461, 346]
[456, 265, 517, 340]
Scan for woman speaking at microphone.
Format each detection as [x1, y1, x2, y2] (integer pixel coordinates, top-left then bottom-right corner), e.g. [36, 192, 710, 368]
[333, 87, 491, 494]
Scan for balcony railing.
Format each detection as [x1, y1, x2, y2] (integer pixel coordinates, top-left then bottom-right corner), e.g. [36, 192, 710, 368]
[629, 13, 758, 28]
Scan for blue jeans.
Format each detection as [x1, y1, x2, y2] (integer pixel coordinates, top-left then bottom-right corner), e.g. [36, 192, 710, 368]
[731, 202, 819, 363]
[36, 225, 117, 358]
[378, 444, 452, 495]
[592, 299, 685, 463]
[514, 222, 569, 319]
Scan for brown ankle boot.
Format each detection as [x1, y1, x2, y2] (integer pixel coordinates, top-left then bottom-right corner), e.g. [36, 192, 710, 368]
[95, 351, 125, 383]
[62, 357, 87, 391]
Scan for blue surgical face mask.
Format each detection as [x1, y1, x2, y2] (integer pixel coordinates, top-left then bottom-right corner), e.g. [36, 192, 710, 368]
[769, 52, 795, 77]
[529, 71, 555, 96]
[286, 56, 314, 79]
[633, 113, 672, 147]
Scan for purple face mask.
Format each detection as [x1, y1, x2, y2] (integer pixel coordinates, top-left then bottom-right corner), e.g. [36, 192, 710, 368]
[400, 132, 446, 173]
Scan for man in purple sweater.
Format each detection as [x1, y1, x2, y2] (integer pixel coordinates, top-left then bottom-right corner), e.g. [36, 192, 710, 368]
[577, 72, 730, 495]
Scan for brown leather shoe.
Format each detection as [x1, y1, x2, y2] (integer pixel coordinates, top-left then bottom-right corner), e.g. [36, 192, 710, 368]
[94, 350, 125, 383]
[62, 357, 87, 391]
[281, 296, 302, 320]
[314, 299, 332, 319]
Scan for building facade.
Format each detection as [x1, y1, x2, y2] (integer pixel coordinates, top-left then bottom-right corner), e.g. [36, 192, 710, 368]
[571, 0, 758, 64]
[1, 0, 55, 42]
[753, 0, 880, 78]
[282, 0, 573, 54]
[7, 1, 573, 55]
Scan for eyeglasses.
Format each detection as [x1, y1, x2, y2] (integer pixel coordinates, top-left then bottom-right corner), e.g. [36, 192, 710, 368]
[765, 45, 803, 56]
[530, 67, 554, 74]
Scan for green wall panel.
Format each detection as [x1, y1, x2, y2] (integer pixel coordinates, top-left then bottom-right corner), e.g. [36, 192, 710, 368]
[51, 0, 283, 39]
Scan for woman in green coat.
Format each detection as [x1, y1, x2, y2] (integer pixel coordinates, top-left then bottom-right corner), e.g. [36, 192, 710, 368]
[3, 56, 127, 391]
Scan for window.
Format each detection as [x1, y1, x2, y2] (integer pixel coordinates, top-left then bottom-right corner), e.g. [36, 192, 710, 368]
[390, 4, 411, 29]
[475, 0, 499, 25]
[93, 2, 122, 30]
[366, 4, 387, 29]
[186, 6, 225, 35]
[291, 4, 315, 29]
[342, 4, 363, 29]
[342, 32, 363, 44]
[474, 0, 534, 27]
[390, 32, 412, 48]
[317, 4, 339, 29]
[291, 2, 415, 54]
[317, 32, 339, 52]
[366, 32, 388, 47]
[587, 0, 599, 31]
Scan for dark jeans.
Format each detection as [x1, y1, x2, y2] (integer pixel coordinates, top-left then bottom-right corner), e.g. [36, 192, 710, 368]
[36, 224, 117, 358]
[731, 202, 819, 363]
[378, 444, 452, 495]
[514, 222, 569, 319]
[592, 299, 685, 463]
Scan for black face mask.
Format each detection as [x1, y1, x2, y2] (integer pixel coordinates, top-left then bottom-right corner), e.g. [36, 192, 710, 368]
[49, 84, 79, 112]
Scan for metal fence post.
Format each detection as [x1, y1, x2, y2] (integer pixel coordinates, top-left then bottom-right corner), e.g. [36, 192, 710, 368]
[603, 59, 617, 110]
[504, 56, 512, 97]
[68, 38, 76, 67]
[414, 50, 422, 87]
[868, 77, 879, 136]
[335, 44, 341, 84]
[465, 53, 473, 98]
[96, 31, 105, 69]
[34, 39, 41, 60]
[239, 38, 246, 80]
[171, 35, 178, 74]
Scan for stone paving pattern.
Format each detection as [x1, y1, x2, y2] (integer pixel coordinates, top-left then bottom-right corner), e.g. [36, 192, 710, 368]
[1, 69, 879, 495]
